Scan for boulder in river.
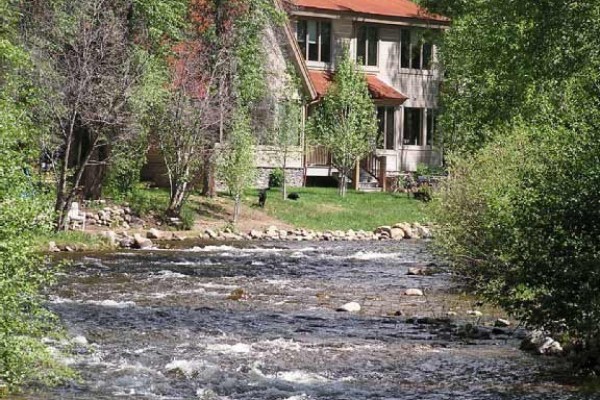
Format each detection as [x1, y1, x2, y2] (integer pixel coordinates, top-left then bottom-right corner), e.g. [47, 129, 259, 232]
[404, 288, 424, 296]
[494, 318, 511, 328]
[520, 330, 563, 355]
[147, 228, 162, 239]
[133, 234, 153, 250]
[336, 301, 361, 313]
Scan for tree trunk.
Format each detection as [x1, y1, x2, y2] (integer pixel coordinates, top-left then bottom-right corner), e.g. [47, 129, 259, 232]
[233, 193, 241, 224]
[282, 151, 288, 200]
[201, 147, 215, 198]
[338, 171, 347, 197]
[167, 179, 188, 217]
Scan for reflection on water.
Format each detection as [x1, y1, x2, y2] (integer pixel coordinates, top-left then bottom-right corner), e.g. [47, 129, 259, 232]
[15, 241, 592, 399]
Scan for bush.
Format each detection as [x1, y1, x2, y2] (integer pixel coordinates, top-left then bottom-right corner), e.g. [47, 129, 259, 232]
[268, 168, 284, 188]
[432, 119, 600, 370]
[103, 141, 147, 199]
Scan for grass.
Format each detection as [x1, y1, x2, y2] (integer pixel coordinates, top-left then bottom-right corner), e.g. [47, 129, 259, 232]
[248, 186, 428, 231]
[34, 231, 114, 252]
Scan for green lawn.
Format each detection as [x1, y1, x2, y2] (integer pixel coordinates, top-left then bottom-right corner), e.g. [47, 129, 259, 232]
[250, 187, 428, 231]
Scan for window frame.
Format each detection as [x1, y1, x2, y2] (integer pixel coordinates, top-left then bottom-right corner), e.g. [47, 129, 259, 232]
[296, 19, 332, 63]
[402, 107, 437, 148]
[400, 29, 434, 72]
[376, 106, 396, 150]
[356, 25, 379, 67]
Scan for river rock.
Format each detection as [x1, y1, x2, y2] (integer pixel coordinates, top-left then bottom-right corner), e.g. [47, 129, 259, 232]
[205, 229, 219, 239]
[467, 310, 483, 317]
[375, 226, 392, 235]
[100, 230, 118, 246]
[520, 330, 563, 355]
[133, 234, 153, 250]
[48, 241, 61, 253]
[147, 228, 162, 239]
[404, 288, 424, 296]
[249, 229, 263, 239]
[119, 235, 134, 248]
[72, 335, 88, 346]
[414, 224, 432, 239]
[406, 266, 426, 276]
[336, 301, 361, 313]
[494, 318, 511, 328]
[390, 228, 405, 240]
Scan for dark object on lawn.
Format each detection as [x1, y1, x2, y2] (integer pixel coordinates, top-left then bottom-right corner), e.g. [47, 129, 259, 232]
[258, 189, 268, 208]
[287, 192, 300, 200]
[413, 186, 432, 202]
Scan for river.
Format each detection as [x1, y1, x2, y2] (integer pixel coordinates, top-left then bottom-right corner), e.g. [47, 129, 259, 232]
[14, 241, 594, 399]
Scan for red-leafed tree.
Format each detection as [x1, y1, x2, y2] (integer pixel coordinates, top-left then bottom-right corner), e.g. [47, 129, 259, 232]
[150, 0, 276, 217]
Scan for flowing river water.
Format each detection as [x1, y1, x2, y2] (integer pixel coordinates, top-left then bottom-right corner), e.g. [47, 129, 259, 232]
[15, 241, 596, 399]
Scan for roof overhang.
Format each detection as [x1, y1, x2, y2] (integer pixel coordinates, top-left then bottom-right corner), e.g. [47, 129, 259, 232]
[274, 0, 318, 101]
[289, 0, 450, 27]
[309, 70, 408, 105]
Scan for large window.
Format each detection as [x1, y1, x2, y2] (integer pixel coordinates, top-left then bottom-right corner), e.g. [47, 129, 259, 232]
[400, 29, 433, 70]
[296, 20, 331, 63]
[426, 108, 435, 146]
[403, 107, 436, 146]
[403, 108, 423, 146]
[357, 26, 378, 66]
[377, 107, 396, 150]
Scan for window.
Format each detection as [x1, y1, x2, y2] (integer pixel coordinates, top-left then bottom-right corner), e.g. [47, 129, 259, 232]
[357, 26, 378, 66]
[403, 108, 423, 146]
[426, 108, 435, 146]
[377, 107, 396, 150]
[400, 29, 434, 70]
[296, 20, 331, 63]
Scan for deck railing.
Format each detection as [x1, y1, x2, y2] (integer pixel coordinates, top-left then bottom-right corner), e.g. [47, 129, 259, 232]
[305, 145, 331, 167]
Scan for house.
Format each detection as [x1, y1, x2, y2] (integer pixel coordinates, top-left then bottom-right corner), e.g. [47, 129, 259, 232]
[282, 0, 449, 190]
[142, 0, 448, 191]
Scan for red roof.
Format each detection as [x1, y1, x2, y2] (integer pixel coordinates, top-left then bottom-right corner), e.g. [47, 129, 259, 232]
[309, 70, 407, 104]
[293, 0, 448, 23]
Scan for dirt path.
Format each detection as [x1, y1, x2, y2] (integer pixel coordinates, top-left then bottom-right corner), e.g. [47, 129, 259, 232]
[188, 195, 294, 233]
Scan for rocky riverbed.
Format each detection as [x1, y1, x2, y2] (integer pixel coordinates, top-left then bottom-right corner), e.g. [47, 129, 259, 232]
[12, 241, 594, 399]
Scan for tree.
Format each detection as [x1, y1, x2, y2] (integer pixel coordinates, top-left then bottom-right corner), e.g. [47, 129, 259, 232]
[217, 109, 256, 223]
[22, 0, 149, 230]
[429, 0, 600, 369]
[146, 0, 279, 216]
[273, 97, 303, 199]
[0, 0, 71, 389]
[308, 49, 378, 197]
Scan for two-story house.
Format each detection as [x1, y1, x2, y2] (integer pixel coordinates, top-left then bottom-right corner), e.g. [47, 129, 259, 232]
[142, 0, 447, 191]
[284, 0, 449, 189]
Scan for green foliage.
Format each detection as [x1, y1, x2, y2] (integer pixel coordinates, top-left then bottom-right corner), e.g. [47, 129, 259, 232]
[103, 140, 147, 199]
[308, 48, 378, 196]
[268, 168, 284, 188]
[434, 0, 600, 153]
[217, 109, 256, 222]
[0, 3, 70, 388]
[127, 186, 167, 217]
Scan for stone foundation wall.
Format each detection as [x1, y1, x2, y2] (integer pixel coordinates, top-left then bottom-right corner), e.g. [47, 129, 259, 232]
[255, 167, 304, 189]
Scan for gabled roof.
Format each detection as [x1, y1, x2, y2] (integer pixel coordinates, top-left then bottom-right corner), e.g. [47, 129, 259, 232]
[291, 0, 448, 24]
[274, 0, 318, 100]
[309, 70, 408, 105]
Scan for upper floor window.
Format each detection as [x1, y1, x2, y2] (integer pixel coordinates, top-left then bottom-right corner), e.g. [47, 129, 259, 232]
[296, 20, 331, 63]
[357, 26, 378, 66]
[400, 29, 433, 70]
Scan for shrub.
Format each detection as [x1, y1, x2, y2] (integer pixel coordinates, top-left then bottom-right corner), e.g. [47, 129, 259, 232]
[432, 119, 600, 370]
[103, 141, 147, 199]
[268, 168, 284, 188]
